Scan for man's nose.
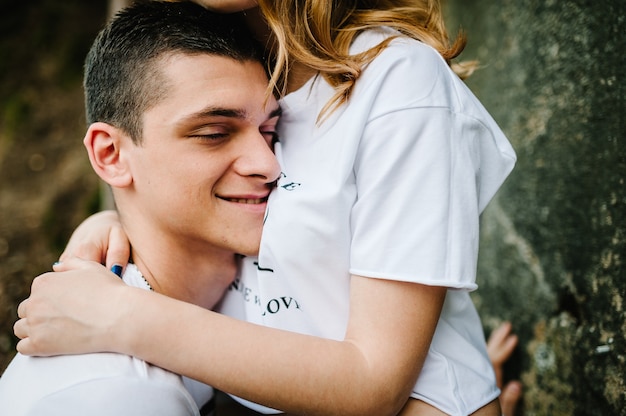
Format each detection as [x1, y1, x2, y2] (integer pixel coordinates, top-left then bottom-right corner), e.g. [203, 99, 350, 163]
[235, 132, 281, 183]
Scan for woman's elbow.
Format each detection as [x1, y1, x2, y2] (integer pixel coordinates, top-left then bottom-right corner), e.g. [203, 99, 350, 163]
[342, 384, 412, 416]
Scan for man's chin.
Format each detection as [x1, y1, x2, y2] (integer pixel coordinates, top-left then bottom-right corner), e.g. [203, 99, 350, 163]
[236, 248, 260, 257]
[234, 243, 260, 258]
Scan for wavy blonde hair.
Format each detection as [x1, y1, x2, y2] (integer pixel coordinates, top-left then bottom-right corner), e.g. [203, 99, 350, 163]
[257, 0, 474, 120]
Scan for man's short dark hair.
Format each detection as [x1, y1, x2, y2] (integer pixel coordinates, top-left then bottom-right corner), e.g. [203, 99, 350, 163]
[84, 0, 264, 142]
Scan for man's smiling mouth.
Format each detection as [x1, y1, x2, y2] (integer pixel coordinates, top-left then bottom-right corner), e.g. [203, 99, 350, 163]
[218, 196, 269, 204]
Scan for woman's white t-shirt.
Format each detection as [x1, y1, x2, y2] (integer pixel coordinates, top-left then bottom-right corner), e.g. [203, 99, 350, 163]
[219, 28, 516, 415]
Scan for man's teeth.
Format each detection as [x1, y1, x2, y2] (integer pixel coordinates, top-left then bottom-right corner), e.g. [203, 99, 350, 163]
[226, 197, 265, 204]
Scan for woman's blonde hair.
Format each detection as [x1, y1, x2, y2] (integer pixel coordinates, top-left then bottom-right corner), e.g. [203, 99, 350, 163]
[257, 0, 474, 120]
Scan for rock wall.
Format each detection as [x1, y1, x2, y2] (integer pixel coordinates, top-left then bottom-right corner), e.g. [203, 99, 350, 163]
[445, 0, 625, 414]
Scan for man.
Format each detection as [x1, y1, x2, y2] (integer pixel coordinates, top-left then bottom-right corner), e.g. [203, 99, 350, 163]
[0, 1, 280, 415]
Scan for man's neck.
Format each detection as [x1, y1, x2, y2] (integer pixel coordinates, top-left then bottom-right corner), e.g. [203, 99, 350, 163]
[132, 247, 237, 310]
[121, 218, 238, 310]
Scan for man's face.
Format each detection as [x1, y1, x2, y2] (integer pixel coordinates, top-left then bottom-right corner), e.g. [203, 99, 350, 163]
[127, 53, 281, 257]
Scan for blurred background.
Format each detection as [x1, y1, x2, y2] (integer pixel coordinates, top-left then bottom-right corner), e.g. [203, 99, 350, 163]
[0, 0, 106, 364]
[0, 0, 624, 415]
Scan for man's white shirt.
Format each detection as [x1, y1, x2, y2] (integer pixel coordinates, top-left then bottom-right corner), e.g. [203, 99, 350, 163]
[0, 264, 213, 416]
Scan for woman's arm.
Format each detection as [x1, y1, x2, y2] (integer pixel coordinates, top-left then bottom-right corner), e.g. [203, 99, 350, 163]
[140, 274, 446, 416]
[59, 210, 130, 270]
[16, 258, 445, 416]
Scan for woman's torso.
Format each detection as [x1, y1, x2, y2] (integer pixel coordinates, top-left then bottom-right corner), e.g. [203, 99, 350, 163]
[218, 28, 516, 415]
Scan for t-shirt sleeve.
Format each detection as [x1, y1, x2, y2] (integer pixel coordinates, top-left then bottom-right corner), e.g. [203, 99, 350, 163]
[350, 106, 484, 290]
[25, 376, 199, 416]
[348, 37, 517, 290]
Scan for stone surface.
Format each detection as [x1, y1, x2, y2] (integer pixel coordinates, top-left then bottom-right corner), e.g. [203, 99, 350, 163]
[445, 0, 626, 414]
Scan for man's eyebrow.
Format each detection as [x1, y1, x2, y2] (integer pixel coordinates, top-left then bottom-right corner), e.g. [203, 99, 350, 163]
[268, 106, 282, 119]
[184, 107, 247, 122]
[180, 105, 282, 124]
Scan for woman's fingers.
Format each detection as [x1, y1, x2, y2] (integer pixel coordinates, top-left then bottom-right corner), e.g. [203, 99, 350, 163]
[17, 298, 28, 319]
[500, 380, 522, 416]
[105, 225, 131, 271]
[52, 256, 94, 272]
[58, 210, 129, 266]
[13, 262, 127, 356]
[487, 321, 518, 366]
[13, 315, 27, 340]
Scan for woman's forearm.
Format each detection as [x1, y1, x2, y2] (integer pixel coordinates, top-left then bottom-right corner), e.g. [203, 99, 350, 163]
[120, 277, 445, 416]
[16, 262, 444, 415]
[127, 293, 401, 415]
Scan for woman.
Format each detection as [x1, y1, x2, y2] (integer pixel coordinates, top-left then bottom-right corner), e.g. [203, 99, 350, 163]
[15, 1, 515, 414]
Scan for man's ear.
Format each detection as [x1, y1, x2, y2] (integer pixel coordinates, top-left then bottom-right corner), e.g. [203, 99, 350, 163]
[83, 122, 133, 187]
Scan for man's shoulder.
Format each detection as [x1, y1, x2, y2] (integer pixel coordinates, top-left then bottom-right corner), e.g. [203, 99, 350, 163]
[26, 374, 200, 416]
[0, 352, 198, 416]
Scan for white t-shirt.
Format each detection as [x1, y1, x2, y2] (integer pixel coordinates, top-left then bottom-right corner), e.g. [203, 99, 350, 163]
[0, 264, 214, 416]
[218, 28, 516, 415]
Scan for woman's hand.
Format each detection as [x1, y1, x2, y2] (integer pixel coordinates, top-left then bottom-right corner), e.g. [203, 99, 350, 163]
[486, 321, 518, 388]
[59, 210, 130, 271]
[14, 257, 131, 356]
[487, 322, 522, 416]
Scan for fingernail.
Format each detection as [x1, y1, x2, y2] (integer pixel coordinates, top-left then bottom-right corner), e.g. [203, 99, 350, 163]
[111, 264, 123, 277]
[52, 261, 62, 267]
